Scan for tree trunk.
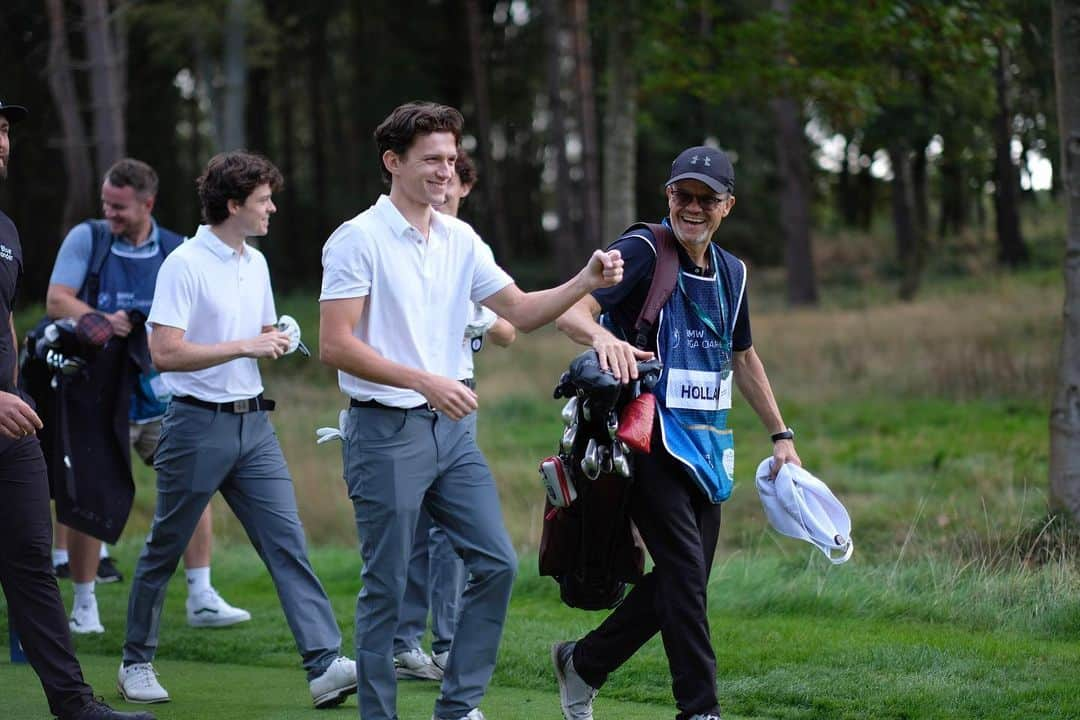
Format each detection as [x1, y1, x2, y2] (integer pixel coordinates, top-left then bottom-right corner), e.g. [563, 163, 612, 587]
[570, 0, 601, 251]
[993, 42, 1029, 266]
[888, 143, 924, 301]
[770, 0, 817, 306]
[1050, 0, 1080, 523]
[601, 2, 636, 244]
[771, 94, 818, 306]
[44, 0, 95, 233]
[464, 0, 511, 259]
[542, 0, 578, 277]
[81, 0, 125, 177]
[221, 0, 248, 151]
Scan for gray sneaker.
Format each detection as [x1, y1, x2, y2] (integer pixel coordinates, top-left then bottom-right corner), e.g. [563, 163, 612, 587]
[432, 710, 485, 720]
[552, 641, 597, 720]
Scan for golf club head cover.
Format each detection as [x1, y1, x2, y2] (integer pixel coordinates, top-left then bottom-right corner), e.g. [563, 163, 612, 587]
[75, 311, 115, 349]
[539, 455, 577, 508]
[616, 391, 656, 454]
[277, 314, 302, 354]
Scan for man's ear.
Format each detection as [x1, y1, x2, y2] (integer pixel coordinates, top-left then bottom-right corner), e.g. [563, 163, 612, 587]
[226, 197, 241, 216]
[382, 149, 401, 177]
[460, 182, 474, 200]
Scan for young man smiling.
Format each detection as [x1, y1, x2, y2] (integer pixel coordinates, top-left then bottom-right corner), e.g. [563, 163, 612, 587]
[319, 101, 623, 720]
[118, 151, 356, 709]
[43, 157, 246, 635]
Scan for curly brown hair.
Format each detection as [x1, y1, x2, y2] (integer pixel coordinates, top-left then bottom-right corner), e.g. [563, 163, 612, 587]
[196, 151, 283, 225]
[455, 148, 477, 187]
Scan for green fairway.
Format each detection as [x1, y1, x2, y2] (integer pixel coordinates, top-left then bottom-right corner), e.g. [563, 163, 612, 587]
[0, 652, 672, 720]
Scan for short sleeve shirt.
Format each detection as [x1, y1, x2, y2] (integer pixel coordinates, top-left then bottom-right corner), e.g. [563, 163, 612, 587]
[0, 210, 23, 395]
[148, 225, 277, 402]
[320, 195, 513, 407]
[592, 228, 751, 352]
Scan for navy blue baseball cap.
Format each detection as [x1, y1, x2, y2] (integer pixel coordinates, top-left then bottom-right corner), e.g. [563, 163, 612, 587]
[666, 145, 735, 194]
[0, 100, 28, 124]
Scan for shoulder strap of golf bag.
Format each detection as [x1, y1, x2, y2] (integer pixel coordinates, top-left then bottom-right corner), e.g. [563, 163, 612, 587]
[77, 220, 113, 309]
[627, 222, 679, 350]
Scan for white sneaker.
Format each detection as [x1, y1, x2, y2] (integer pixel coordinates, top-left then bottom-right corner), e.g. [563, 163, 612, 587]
[186, 587, 252, 628]
[117, 662, 170, 704]
[432, 710, 486, 720]
[552, 641, 597, 720]
[432, 650, 449, 672]
[309, 656, 357, 709]
[69, 596, 104, 634]
[688, 715, 722, 720]
[394, 647, 443, 680]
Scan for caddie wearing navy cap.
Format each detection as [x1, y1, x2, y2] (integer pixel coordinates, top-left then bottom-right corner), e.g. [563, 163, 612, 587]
[0, 99, 155, 720]
[553, 145, 801, 720]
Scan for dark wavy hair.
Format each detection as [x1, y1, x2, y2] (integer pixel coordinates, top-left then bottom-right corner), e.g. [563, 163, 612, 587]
[196, 151, 283, 225]
[104, 158, 159, 198]
[374, 102, 464, 185]
[455, 148, 477, 187]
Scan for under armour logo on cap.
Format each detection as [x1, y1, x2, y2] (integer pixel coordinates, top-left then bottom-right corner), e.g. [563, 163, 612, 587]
[668, 145, 734, 194]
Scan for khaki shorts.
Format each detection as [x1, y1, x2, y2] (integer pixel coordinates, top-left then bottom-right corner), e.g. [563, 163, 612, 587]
[129, 419, 163, 466]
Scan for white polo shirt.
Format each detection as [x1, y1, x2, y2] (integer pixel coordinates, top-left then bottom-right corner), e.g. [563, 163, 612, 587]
[148, 224, 277, 402]
[320, 194, 512, 407]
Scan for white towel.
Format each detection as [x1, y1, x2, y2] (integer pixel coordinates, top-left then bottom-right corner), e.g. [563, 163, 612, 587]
[755, 458, 854, 564]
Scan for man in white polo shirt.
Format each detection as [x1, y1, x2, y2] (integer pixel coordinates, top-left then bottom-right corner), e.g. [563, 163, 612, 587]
[319, 101, 624, 720]
[118, 151, 356, 710]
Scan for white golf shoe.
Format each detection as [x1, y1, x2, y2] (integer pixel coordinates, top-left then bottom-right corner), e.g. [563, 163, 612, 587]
[394, 647, 443, 680]
[69, 596, 104, 635]
[309, 655, 358, 709]
[117, 662, 170, 704]
[185, 587, 251, 628]
[432, 709, 486, 720]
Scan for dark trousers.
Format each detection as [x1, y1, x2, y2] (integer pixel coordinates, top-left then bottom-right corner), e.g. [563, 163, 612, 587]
[0, 436, 93, 719]
[573, 437, 724, 720]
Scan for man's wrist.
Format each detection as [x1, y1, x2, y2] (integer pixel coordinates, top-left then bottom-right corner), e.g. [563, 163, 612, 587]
[771, 427, 795, 442]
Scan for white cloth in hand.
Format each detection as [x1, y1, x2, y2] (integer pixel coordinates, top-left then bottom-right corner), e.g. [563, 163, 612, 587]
[316, 410, 350, 445]
[755, 457, 854, 564]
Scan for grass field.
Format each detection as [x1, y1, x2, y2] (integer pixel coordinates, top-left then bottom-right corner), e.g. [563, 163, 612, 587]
[3, 216, 1079, 719]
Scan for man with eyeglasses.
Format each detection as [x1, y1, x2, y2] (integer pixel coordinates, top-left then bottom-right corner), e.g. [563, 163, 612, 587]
[552, 145, 801, 720]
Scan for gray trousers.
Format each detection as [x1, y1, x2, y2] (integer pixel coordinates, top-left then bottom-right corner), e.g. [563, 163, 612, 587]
[345, 405, 516, 720]
[123, 402, 341, 679]
[394, 412, 472, 657]
[395, 507, 468, 656]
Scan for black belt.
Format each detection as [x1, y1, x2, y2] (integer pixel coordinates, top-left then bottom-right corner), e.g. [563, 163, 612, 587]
[350, 398, 429, 411]
[351, 379, 475, 412]
[174, 394, 276, 413]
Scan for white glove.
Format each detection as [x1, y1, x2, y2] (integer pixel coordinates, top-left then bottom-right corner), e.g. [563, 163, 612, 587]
[463, 306, 499, 340]
[315, 409, 350, 445]
[276, 314, 310, 356]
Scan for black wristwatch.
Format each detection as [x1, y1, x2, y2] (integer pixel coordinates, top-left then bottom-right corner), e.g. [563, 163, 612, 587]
[771, 427, 795, 442]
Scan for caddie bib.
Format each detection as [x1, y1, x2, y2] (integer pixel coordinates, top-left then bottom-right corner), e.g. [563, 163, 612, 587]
[654, 243, 745, 503]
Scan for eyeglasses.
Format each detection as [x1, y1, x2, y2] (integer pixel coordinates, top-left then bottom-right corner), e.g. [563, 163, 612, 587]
[669, 188, 728, 212]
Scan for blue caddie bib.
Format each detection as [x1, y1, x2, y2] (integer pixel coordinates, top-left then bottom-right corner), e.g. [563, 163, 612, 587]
[654, 243, 746, 503]
[89, 222, 183, 422]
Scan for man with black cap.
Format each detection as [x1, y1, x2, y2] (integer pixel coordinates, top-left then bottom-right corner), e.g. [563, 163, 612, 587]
[0, 99, 155, 720]
[553, 145, 801, 720]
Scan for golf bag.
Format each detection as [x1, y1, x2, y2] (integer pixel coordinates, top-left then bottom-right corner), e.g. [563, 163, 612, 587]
[538, 350, 661, 610]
